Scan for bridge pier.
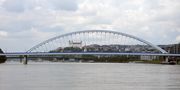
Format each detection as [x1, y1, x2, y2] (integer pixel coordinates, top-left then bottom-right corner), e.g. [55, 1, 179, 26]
[23, 55, 28, 65]
[20, 57, 22, 63]
[162, 56, 177, 65]
[165, 56, 169, 63]
[19, 55, 23, 63]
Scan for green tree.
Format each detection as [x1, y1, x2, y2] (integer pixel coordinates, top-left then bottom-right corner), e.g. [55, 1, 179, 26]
[63, 47, 82, 52]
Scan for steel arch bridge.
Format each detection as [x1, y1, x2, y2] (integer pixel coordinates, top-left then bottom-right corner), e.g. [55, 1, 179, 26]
[27, 30, 167, 53]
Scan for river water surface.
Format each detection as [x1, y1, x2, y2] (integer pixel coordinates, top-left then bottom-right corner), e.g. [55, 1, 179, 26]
[0, 62, 180, 90]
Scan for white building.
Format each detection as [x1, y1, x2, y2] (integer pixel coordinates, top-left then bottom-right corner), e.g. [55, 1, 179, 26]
[69, 40, 82, 48]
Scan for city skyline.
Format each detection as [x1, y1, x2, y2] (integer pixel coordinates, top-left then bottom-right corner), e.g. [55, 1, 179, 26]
[0, 0, 180, 52]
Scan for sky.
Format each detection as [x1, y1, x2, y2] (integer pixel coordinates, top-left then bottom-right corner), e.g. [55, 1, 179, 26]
[0, 0, 180, 52]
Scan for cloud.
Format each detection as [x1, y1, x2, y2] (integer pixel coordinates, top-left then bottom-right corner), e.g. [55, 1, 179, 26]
[1, 28, 57, 52]
[49, 0, 78, 11]
[0, 31, 8, 37]
[2, 0, 25, 13]
[0, 0, 180, 51]
[1, 0, 78, 13]
[176, 36, 180, 43]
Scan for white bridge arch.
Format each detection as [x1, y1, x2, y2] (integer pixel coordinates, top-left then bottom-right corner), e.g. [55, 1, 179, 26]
[27, 30, 167, 53]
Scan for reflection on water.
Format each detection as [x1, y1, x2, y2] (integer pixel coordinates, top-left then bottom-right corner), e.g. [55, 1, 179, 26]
[0, 62, 180, 90]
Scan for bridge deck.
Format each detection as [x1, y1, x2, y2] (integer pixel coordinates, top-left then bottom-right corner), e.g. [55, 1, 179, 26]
[0, 52, 180, 57]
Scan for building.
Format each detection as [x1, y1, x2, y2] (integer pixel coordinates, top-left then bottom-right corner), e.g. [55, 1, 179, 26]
[159, 43, 180, 54]
[69, 40, 82, 48]
[140, 56, 157, 60]
[169, 43, 180, 54]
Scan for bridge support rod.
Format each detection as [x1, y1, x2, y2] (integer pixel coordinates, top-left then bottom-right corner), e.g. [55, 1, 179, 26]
[23, 55, 28, 65]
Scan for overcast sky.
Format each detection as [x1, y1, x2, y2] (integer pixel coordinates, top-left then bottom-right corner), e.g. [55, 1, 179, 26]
[0, 0, 180, 52]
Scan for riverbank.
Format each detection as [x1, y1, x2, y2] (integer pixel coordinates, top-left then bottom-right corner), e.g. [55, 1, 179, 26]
[5, 59, 180, 65]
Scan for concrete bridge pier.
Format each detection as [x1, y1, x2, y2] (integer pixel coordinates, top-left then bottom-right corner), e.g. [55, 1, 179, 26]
[23, 55, 28, 65]
[19, 55, 23, 63]
[162, 56, 169, 64]
[163, 56, 177, 64]
[165, 56, 169, 63]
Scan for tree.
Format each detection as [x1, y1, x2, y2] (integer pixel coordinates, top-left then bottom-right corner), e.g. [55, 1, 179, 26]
[0, 49, 7, 63]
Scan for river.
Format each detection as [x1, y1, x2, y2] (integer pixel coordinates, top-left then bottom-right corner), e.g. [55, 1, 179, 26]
[0, 62, 180, 90]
